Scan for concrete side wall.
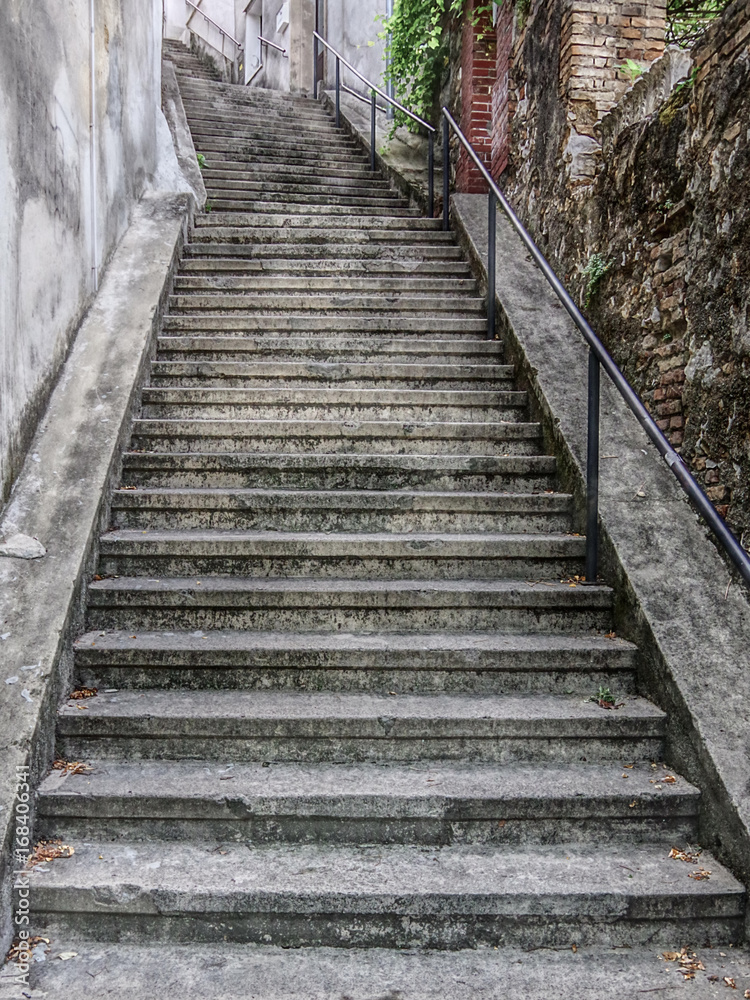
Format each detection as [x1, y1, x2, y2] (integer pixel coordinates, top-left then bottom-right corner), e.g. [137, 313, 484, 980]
[0, 0, 169, 507]
[324, 0, 387, 95]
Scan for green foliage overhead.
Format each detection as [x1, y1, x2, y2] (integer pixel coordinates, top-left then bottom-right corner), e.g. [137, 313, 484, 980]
[667, 0, 734, 46]
[380, 0, 503, 131]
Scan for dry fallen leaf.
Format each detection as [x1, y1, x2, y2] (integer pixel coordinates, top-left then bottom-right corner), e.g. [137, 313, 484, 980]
[69, 687, 98, 700]
[27, 840, 75, 869]
[662, 775, 676, 783]
[669, 847, 702, 864]
[52, 759, 93, 776]
[723, 978, 736, 989]
[688, 867, 712, 881]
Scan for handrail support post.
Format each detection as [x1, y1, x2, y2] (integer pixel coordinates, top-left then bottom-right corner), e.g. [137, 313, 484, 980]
[487, 193, 496, 341]
[442, 115, 450, 231]
[586, 350, 601, 584]
[428, 133, 434, 218]
[313, 34, 319, 99]
[370, 90, 376, 172]
[335, 56, 340, 128]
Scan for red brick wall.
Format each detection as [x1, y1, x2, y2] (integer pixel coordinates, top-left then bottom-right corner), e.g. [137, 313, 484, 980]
[491, 0, 514, 177]
[456, 1, 496, 192]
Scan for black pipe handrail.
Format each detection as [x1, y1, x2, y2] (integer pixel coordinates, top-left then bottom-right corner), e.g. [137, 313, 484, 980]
[441, 106, 750, 589]
[312, 30, 435, 215]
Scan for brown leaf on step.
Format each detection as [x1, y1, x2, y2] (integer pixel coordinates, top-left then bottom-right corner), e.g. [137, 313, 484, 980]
[27, 839, 75, 869]
[688, 868, 712, 881]
[662, 951, 681, 961]
[52, 759, 93, 776]
[93, 575, 103, 581]
[743, 988, 750, 997]
[69, 687, 98, 700]
[6, 936, 49, 963]
[662, 775, 676, 783]
[723, 978, 736, 989]
[604, 631, 617, 639]
[669, 847, 702, 864]
[571, 944, 577, 953]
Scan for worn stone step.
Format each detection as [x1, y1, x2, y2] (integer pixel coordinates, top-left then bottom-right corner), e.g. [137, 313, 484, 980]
[200, 171, 394, 194]
[139, 388, 522, 422]
[86, 578, 607, 634]
[193, 215, 441, 233]
[154, 338, 499, 363]
[188, 127, 361, 152]
[36, 761, 697, 846]
[74, 630, 633, 694]
[148, 360, 506, 389]
[120, 452, 558, 492]
[33, 840, 739, 950]
[181, 85, 332, 111]
[173, 276, 477, 293]
[182, 241, 464, 261]
[15, 941, 750, 1000]
[161, 313, 485, 334]
[178, 257, 472, 277]
[190, 226, 456, 247]
[128, 419, 543, 457]
[109, 487, 567, 533]
[206, 199, 416, 216]
[168, 294, 484, 317]
[194, 146, 368, 170]
[184, 108, 346, 137]
[96, 530, 585, 580]
[198, 159, 377, 182]
[56, 690, 665, 763]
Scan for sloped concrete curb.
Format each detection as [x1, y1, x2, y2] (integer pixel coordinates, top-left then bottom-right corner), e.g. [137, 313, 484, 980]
[451, 193, 750, 915]
[0, 193, 189, 955]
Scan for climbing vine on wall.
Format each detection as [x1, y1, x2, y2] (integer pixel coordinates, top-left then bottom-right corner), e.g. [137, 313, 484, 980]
[380, 0, 503, 131]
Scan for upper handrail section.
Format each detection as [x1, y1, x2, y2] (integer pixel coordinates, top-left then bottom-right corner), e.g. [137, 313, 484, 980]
[442, 105, 750, 589]
[259, 35, 287, 56]
[185, 0, 242, 50]
[312, 31, 435, 134]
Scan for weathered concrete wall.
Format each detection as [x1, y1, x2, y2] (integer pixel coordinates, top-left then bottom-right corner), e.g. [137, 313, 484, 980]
[502, 0, 750, 541]
[0, 0, 179, 508]
[324, 0, 387, 95]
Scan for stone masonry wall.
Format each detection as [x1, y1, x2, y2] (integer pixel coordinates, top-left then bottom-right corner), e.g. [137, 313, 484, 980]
[503, 0, 750, 539]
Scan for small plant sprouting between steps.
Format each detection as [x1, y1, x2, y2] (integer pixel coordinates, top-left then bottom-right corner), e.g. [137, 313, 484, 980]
[582, 253, 612, 308]
[196, 153, 207, 171]
[591, 686, 624, 710]
[205, 199, 213, 213]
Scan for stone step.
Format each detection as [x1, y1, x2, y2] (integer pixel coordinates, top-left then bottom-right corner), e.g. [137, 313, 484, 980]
[173, 276, 477, 293]
[200, 171, 394, 193]
[85, 578, 607, 633]
[74, 629, 632, 694]
[148, 360, 508, 390]
[15, 941, 750, 999]
[128, 419, 542, 457]
[96, 530, 585, 580]
[161, 314, 485, 335]
[205, 195, 413, 213]
[193, 144, 366, 168]
[190, 226, 456, 247]
[183, 105, 345, 135]
[167, 293, 484, 315]
[182, 241, 465, 261]
[55, 690, 666, 763]
[178, 258, 472, 277]
[109, 487, 569, 533]
[180, 82, 332, 109]
[188, 126, 361, 152]
[139, 388, 523, 421]
[154, 343, 501, 366]
[192, 214, 442, 232]
[32, 840, 739, 950]
[120, 452, 558, 492]
[199, 159, 377, 181]
[36, 760, 697, 846]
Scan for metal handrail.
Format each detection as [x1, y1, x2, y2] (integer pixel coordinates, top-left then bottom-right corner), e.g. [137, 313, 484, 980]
[185, 0, 242, 50]
[259, 35, 287, 56]
[341, 81, 388, 115]
[312, 30, 435, 214]
[441, 106, 750, 589]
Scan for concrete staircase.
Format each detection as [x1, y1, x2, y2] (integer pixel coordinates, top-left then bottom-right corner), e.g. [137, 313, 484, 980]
[18, 42, 746, 997]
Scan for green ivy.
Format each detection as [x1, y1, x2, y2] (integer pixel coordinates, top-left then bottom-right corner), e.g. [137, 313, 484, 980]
[667, 0, 733, 46]
[379, 0, 504, 132]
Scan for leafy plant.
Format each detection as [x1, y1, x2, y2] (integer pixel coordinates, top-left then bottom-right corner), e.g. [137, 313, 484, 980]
[582, 253, 612, 307]
[620, 58, 646, 83]
[196, 153, 207, 170]
[591, 686, 623, 709]
[204, 199, 213, 213]
[667, 0, 733, 46]
[379, 0, 505, 133]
